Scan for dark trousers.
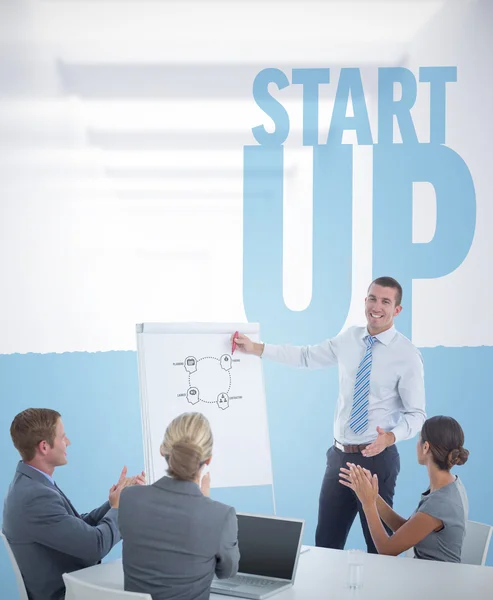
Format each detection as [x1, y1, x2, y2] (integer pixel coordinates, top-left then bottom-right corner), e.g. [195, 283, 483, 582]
[315, 444, 400, 553]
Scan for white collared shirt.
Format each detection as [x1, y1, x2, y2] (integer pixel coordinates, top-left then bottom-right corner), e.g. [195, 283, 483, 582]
[262, 325, 426, 445]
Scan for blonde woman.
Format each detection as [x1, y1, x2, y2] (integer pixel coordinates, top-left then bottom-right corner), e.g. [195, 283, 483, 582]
[119, 412, 239, 600]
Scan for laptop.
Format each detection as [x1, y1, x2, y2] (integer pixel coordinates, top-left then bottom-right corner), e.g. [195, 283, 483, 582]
[211, 512, 305, 600]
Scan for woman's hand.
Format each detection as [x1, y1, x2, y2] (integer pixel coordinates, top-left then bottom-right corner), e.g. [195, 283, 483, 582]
[340, 463, 372, 484]
[200, 472, 211, 497]
[339, 463, 379, 507]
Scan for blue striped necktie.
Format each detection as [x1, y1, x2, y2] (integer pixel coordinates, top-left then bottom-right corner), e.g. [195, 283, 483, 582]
[349, 335, 376, 434]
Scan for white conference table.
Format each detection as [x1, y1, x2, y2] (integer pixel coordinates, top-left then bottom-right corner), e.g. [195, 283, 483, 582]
[70, 546, 493, 600]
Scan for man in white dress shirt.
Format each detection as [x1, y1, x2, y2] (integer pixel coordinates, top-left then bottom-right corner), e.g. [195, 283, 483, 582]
[234, 276, 426, 553]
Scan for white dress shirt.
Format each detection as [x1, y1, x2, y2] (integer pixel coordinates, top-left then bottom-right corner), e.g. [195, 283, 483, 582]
[262, 325, 426, 445]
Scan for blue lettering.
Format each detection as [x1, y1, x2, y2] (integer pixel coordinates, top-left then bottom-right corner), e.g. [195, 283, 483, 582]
[327, 68, 373, 145]
[252, 68, 290, 146]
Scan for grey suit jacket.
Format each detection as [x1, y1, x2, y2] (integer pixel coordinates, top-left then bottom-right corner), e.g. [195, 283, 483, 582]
[2, 462, 121, 600]
[119, 476, 240, 600]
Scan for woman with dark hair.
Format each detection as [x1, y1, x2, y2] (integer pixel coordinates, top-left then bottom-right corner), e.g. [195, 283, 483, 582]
[339, 415, 469, 562]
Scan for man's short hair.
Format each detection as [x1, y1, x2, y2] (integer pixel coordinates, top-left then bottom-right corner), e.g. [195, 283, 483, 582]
[10, 408, 61, 462]
[369, 276, 403, 306]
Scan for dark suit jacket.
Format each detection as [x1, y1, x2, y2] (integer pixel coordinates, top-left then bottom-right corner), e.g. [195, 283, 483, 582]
[119, 476, 240, 600]
[2, 462, 121, 600]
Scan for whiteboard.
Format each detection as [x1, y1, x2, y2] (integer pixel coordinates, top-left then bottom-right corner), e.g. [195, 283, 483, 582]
[136, 322, 274, 489]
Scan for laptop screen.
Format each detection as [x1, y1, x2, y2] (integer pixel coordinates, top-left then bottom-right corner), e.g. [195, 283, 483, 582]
[236, 514, 303, 581]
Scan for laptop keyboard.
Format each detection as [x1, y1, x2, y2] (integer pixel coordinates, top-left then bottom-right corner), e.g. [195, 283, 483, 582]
[231, 575, 276, 587]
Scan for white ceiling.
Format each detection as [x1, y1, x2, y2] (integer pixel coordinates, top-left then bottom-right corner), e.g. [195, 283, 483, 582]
[0, 0, 457, 191]
[1, 0, 449, 63]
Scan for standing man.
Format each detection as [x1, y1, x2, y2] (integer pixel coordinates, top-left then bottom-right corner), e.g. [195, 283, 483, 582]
[3, 408, 145, 600]
[234, 276, 425, 553]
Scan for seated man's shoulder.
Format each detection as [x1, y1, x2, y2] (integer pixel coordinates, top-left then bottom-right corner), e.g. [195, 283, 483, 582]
[4, 474, 58, 534]
[11, 478, 56, 507]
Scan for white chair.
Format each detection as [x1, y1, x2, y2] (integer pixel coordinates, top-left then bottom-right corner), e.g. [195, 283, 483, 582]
[404, 519, 493, 565]
[462, 520, 493, 566]
[0, 531, 29, 600]
[63, 573, 152, 600]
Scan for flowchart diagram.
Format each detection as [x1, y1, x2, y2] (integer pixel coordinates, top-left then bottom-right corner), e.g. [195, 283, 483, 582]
[174, 354, 242, 410]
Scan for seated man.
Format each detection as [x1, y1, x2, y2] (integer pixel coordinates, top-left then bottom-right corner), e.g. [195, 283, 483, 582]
[2, 408, 145, 600]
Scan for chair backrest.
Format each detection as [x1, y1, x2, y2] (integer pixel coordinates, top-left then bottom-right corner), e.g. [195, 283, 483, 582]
[403, 519, 493, 565]
[462, 520, 493, 566]
[0, 532, 29, 600]
[63, 573, 152, 600]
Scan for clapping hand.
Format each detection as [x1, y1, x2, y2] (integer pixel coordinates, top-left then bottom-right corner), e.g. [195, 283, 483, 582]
[200, 471, 211, 497]
[122, 469, 146, 488]
[339, 463, 378, 507]
[108, 467, 146, 508]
